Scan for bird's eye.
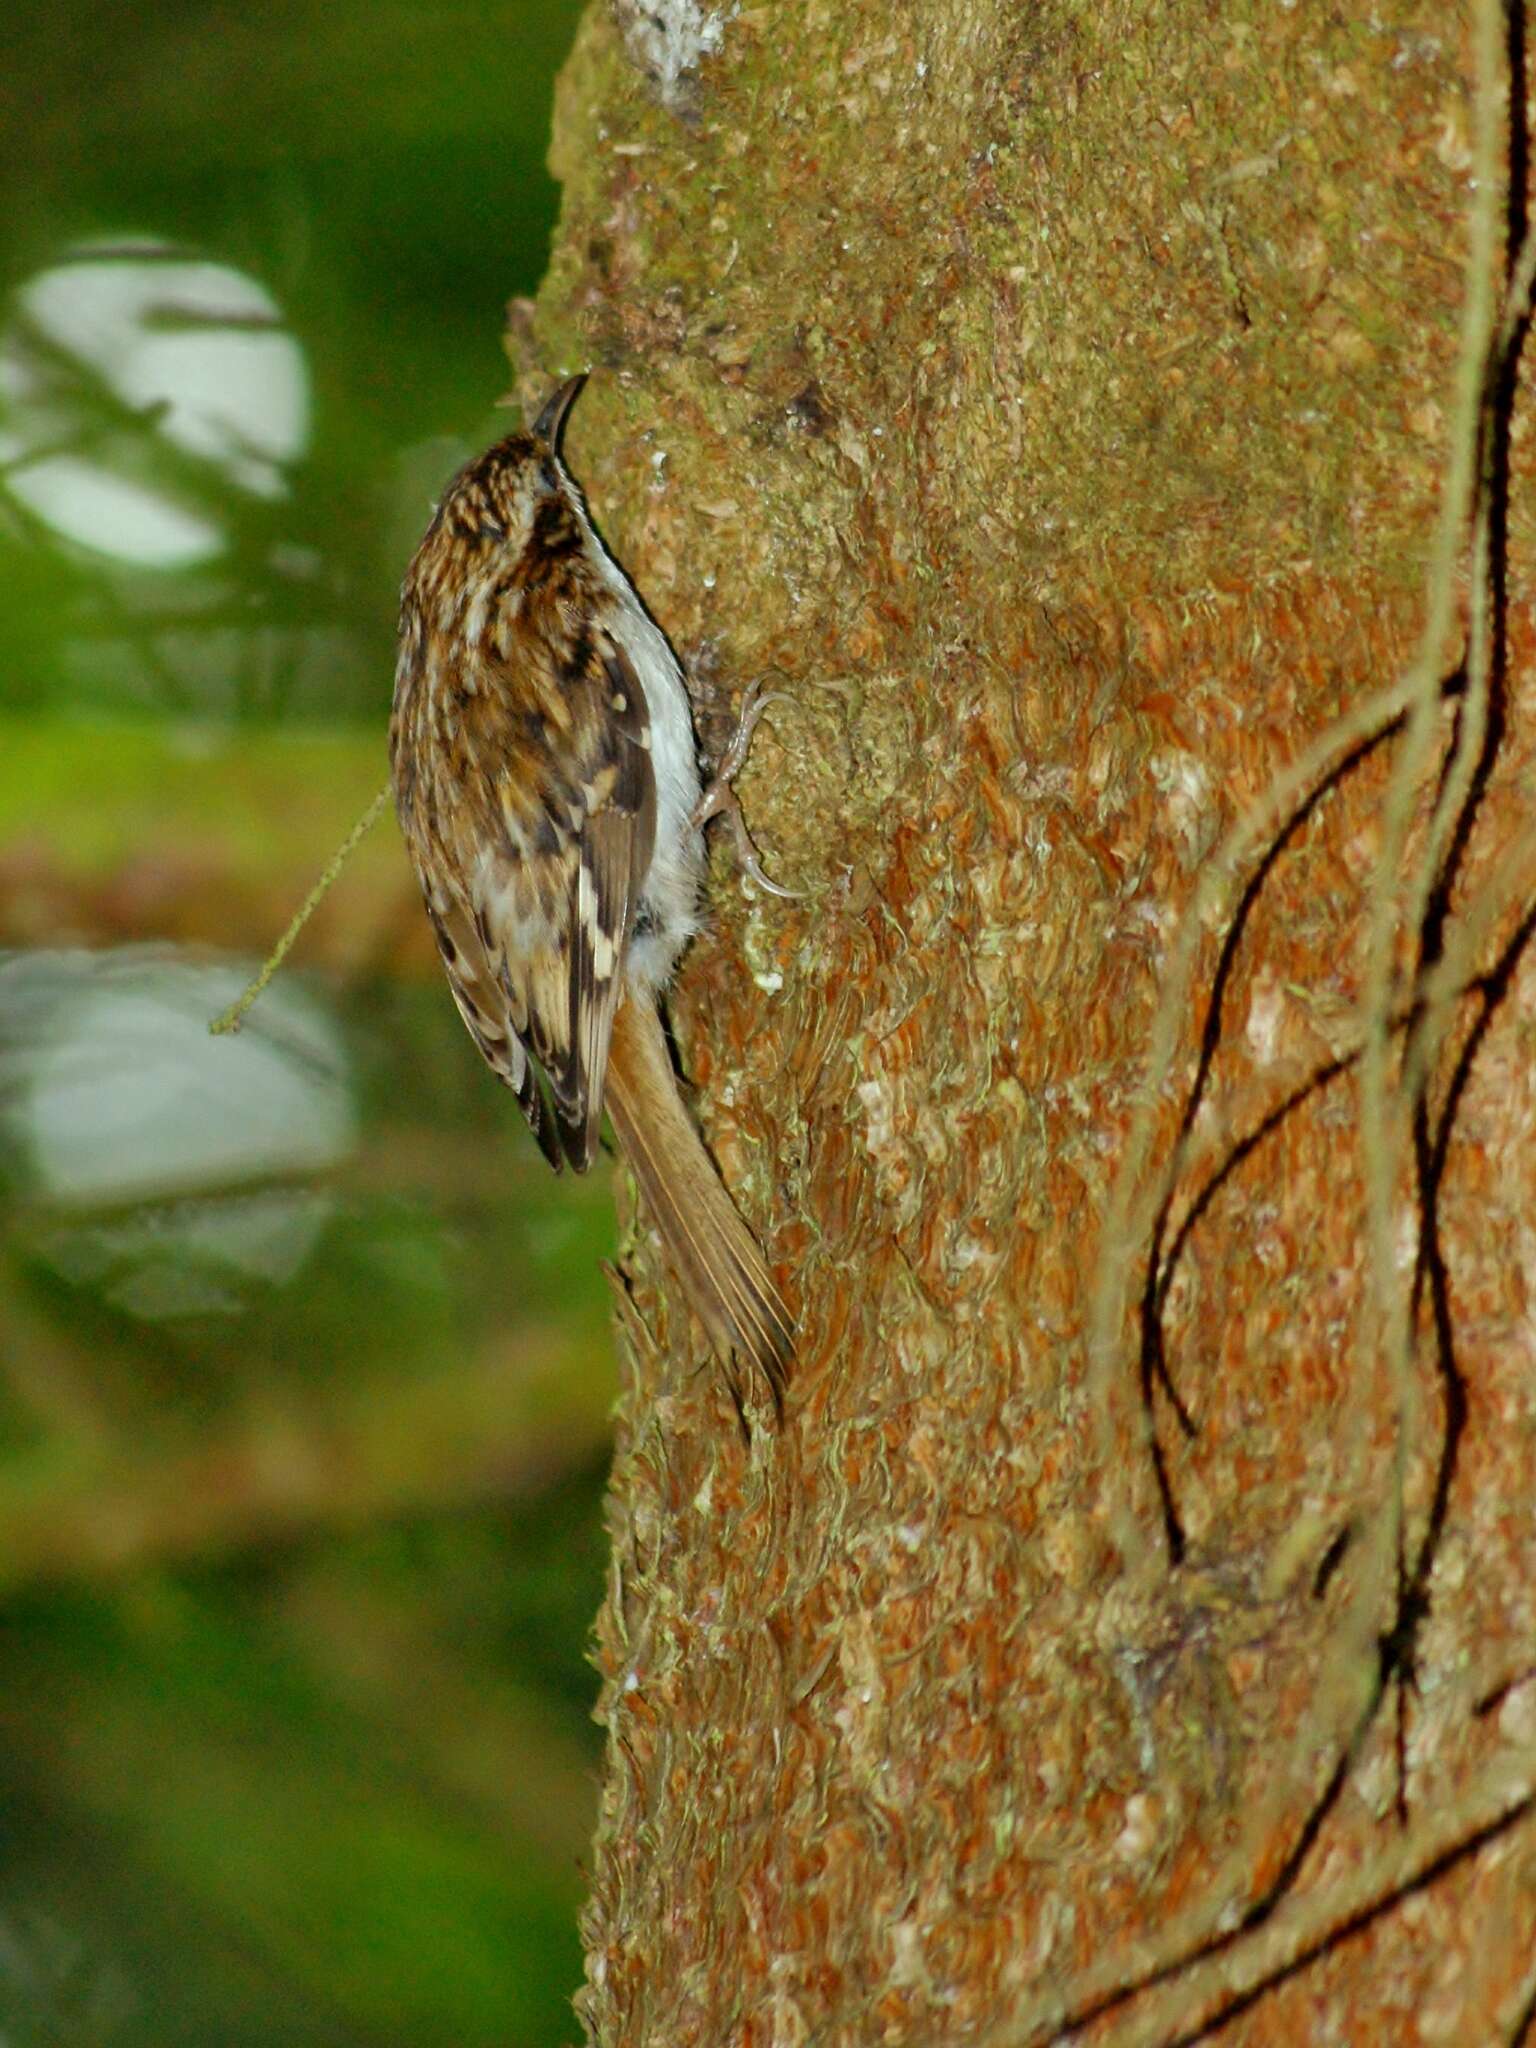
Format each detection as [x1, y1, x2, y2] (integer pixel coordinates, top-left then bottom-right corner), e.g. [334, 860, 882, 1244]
[477, 518, 506, 544]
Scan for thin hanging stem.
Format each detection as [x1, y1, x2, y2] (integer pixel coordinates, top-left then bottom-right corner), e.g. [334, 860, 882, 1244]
[208, 782, 392, 1035]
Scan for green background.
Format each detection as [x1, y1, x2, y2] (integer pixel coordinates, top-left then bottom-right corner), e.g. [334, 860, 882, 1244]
[0, 4, 612, 2041]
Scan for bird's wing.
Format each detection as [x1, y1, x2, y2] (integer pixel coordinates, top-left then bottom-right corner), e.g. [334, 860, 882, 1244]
[417, 625, 657, 1170]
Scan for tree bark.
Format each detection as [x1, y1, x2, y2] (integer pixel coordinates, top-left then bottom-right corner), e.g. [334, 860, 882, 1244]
[517, 2, 1536, 2040]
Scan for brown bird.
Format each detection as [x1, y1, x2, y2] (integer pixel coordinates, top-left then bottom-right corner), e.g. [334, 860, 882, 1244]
[390, 375, 793, 1407]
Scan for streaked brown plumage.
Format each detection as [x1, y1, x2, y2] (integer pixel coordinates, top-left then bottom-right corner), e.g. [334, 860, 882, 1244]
[389, 375, 792, 1406]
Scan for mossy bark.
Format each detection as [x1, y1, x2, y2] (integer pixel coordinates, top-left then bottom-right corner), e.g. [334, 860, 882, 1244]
[520, 3, 1536, 2041]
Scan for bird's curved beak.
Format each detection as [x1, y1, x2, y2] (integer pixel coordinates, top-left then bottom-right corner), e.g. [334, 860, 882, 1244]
[532, 372, 588, 453]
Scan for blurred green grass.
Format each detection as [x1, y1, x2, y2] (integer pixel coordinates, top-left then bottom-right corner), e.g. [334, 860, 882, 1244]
[0, 4, 617, 2042]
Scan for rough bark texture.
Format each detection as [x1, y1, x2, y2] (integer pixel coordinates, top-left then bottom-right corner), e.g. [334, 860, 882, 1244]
[514, 3, 1536, 2041]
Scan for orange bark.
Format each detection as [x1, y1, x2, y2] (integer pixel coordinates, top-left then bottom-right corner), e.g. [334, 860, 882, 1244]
[525, 2, 1536, 2040]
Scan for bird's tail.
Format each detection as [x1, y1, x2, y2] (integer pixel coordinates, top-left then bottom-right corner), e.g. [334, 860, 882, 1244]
[604, 997, 793, 1410]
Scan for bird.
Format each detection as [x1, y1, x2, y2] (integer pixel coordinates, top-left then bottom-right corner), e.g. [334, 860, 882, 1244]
[389, 374, 793, 1409]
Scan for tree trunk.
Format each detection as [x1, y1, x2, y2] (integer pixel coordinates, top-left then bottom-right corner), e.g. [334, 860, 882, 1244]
[516, 2, 1536, 2040]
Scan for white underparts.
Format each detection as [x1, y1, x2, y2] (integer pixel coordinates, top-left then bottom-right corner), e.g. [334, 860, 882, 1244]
[571, 487, 705, 997]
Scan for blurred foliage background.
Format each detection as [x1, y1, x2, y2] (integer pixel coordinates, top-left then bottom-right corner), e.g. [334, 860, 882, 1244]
[0, 4, 612, 2041]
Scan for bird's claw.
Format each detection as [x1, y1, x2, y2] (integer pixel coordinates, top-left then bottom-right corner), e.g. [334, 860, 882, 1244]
[692, 680, 802, 900]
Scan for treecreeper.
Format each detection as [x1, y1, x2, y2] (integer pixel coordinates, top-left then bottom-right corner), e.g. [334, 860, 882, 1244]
[389, 374, 794, 1408]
